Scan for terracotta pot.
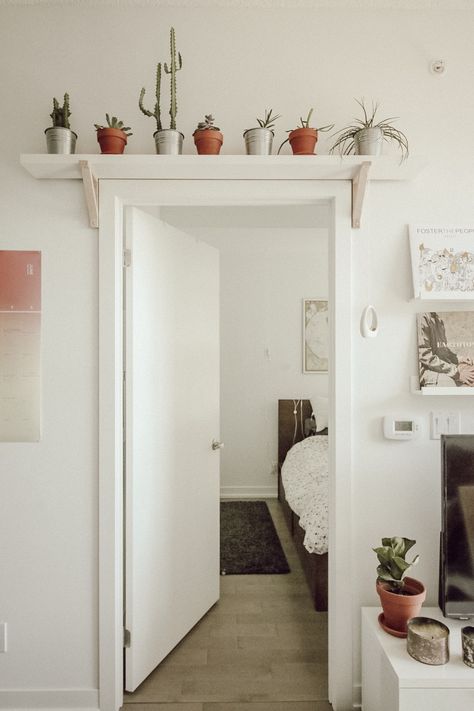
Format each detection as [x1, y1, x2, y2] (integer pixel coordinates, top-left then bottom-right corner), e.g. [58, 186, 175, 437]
[377, 577, 426, 636]
[193, 129, 223, 155]
[96, 127, 128, 154]
[288, 127, 318, 155]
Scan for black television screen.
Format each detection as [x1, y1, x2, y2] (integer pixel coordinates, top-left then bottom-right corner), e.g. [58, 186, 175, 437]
[440, 434, 474, 618]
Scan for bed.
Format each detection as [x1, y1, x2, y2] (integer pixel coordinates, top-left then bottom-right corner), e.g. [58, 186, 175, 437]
[278, 399, 328, 611]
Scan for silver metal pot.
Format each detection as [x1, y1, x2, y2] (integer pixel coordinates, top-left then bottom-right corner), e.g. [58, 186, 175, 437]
[243, 127, 274, 155]
[154, 129, 184, 155]
[45, 127, 77, 154]
[354, 127, 383, 156]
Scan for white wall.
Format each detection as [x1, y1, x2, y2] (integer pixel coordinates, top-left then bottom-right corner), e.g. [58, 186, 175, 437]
[2, 2, 474, 708]
[162, 207, 329, 497]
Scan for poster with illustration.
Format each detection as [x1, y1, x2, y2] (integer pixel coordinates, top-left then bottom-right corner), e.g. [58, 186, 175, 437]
[417, 311, 474, 390]
[0, 251, 41, 441]
[303, 299, 328, 373]
[409, 225, 474, 299]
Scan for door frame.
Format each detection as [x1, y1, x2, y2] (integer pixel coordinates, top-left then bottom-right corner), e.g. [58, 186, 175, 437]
[98, 179, 353, 711]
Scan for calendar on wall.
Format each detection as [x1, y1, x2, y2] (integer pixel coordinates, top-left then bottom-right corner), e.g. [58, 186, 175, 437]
[0, 251, 41, 442]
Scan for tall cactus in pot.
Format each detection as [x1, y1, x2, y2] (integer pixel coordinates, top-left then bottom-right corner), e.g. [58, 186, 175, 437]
[163, 27, 182, 131]
[139, 62, 162, 132]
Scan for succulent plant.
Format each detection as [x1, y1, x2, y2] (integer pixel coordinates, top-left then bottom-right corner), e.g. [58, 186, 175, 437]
[50, 93, 71, 129]
[195, 114, 220, 132]
[94, 114, 132, 136]
[330, 98, 409, 160]
[255, 108, 281, 131]
[163, 27, 183, 131]
[139, 62, 163, 132]
[278, 108, 334, 153]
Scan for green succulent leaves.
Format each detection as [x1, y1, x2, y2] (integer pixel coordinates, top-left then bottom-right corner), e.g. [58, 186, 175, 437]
[374, 537, 419, 591]
[94, 114, 133, 136]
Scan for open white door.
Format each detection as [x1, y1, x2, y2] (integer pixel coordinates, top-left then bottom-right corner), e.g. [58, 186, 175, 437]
[124, 207, 220, 692]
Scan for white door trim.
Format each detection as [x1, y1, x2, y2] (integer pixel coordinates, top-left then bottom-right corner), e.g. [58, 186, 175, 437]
[98, 179, 353, 711]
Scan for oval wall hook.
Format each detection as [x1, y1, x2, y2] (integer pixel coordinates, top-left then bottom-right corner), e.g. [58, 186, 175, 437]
[360, 305, 379, 338]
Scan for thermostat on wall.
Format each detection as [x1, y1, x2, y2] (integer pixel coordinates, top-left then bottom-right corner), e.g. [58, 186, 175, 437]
[383, 416, 421, 440]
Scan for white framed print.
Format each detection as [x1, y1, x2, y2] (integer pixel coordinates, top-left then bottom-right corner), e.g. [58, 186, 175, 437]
[303, 298, 328, 373]
[409, 224, 474, 299]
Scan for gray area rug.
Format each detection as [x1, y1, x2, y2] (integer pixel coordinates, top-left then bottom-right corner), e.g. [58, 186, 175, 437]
[220, 500, 290, 575]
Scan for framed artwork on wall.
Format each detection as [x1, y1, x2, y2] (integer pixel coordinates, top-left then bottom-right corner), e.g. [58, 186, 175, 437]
[417, 310, 474, 393]
[303, 298, 328, 373]
[409, 224, 474, 299]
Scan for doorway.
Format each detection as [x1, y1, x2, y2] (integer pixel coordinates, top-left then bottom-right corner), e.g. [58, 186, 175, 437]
[98, 179, 353, 711]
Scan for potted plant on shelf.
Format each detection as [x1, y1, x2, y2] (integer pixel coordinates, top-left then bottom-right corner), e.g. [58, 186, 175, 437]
[94, 114, 132, 154]
[243, 108, 281, 155]
[193, 115, 223, 155]
[330, 99, 409, 160]
[139, 27, 184, 154]
[278, 109, 334, 155]
[374, 536, 426, 637]
[45, 93, 77, 154]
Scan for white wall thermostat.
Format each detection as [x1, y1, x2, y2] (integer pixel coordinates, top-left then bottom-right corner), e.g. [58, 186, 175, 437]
[383, 416, 421, 440]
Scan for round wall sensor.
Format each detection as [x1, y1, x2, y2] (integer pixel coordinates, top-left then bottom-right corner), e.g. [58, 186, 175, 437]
[430, 59, 446, 75]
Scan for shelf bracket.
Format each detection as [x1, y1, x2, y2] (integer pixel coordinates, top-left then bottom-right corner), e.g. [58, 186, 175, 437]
[79, 160, 99, 229]
[352, 161, 371, 229]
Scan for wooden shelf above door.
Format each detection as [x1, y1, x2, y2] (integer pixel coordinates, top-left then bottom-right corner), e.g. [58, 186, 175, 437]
[20, 153, 425, 230]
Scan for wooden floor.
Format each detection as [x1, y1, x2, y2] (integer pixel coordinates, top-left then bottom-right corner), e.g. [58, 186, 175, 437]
[123, 499, 331, 711]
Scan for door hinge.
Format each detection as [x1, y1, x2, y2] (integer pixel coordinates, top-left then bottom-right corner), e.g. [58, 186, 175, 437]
[123, 249, 132, 268]
[124, 628, 131, 648]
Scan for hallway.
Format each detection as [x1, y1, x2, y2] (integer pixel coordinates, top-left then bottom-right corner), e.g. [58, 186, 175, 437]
[123, 500, 331, 710]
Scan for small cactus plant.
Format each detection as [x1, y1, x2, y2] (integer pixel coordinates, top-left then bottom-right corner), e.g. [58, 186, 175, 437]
[139, 63, 162, 132]
[194, 114, 220, 132]
[163, 27, 182, 131]
[94, 114, 133, 136]
[50, 93, 71, 129]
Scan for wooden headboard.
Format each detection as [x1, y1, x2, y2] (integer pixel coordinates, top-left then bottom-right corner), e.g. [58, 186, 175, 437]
[278, 399, 313, 470]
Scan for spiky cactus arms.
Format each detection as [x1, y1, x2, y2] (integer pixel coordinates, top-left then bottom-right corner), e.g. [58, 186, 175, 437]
[50, 93, 71, 129]
[163, 27, 182, 130]
[139, 63, 162, 132]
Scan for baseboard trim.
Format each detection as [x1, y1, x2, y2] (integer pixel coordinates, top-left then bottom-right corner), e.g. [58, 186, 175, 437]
[0, 688, 99, 710]
[220, 485, 277, 499]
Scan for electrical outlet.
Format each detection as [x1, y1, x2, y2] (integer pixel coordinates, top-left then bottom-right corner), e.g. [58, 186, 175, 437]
[271, 461, 278, 476]
[0, 622, 7, 653]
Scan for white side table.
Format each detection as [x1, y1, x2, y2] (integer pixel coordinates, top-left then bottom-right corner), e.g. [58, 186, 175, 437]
[362, 607, 474, 711]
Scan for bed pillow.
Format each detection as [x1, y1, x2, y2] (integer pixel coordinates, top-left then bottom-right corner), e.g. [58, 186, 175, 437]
[311, 395, 329, 432]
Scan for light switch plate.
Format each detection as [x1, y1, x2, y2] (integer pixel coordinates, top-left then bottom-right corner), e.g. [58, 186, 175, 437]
[430, 412, 461, 440]
[0, 622, 7, 653]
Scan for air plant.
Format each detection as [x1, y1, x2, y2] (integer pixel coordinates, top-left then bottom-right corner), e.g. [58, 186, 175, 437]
[330, 98, 409, 160]
[94, 114, 132, 136]
[50, 93, 71, 129]
[254, 108, 281, 132]
[278, 108, 334, 153]
[194, 114, 220, 132]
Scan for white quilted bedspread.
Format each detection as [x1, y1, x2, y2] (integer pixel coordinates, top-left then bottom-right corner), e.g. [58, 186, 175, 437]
[281, 435, 328, 555]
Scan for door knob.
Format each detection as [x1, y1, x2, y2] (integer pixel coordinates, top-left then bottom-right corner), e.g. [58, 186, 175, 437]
[212, 440, 224, 451]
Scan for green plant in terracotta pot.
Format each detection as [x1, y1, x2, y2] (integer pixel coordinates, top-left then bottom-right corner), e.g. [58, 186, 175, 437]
[45, 93, 77, 154]
[193, 115, 223, 155]
[330, 98, 409, 161]
[374, 536, 426, 637]
[94, 114, 132, 154]
[278, 108, 334, 155]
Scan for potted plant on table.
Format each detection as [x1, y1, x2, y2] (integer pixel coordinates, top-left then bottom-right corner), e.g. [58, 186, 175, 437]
[278, 108, 334, 155]
[139, 27, 184, 154]
[45, 93, 77, 154]
[330, 99, 409, 161]
[94, 114, 132, 154]
[243, 108, 281, 155]
[193, 115, 223, 155]
[374, 536, 426, 637]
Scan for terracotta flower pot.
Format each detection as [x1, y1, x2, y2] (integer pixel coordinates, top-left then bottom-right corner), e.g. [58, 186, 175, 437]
[288, 127, 318, 155]
[193, 129, 223, 155]
[96, 127, 128, 154]
[377, 577, 426, 637]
